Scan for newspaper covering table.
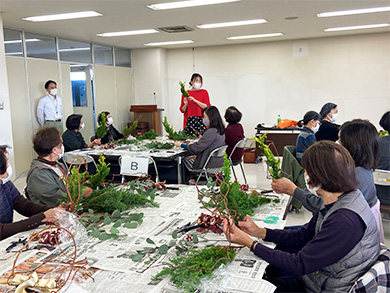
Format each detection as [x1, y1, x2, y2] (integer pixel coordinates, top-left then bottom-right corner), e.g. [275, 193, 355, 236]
[0, 185, 290, 293]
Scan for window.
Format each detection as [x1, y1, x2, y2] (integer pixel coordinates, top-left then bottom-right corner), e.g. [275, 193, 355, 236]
[70, 71, 88, 107]
[3, 29, 24, 57]
[59, 39, 91, 63]
[25, 32, 57, 60]
[115, 47, 131, 67]
[94, 44, 113, 65]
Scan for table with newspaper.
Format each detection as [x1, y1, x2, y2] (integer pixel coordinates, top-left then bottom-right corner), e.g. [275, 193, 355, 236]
[0, 185, 290, 293]
[65, 137, 189, 183]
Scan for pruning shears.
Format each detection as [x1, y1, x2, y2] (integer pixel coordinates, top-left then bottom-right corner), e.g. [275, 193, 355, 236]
[176, 222, 205, 233]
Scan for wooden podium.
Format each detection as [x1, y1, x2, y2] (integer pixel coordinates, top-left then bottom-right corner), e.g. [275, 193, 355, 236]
[130, 105, 164, 135]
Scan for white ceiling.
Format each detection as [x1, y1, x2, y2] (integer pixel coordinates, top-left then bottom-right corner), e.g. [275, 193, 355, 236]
[1, 0, 390, 49]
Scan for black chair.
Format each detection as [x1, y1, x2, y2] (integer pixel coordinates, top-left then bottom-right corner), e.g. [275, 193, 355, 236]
[228, 137, 248, 184]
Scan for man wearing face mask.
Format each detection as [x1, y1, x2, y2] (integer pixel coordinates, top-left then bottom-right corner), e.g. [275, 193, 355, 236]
[315, 102, 340, 142]
[37, 80, 63, 132]
[180, 73, 211, 136]
[98, 111, 124, 144]
[26, 127, 68, 206]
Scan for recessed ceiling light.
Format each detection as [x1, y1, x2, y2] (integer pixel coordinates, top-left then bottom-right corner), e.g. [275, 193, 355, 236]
[317, 6, 390, 17]
[4, 38, 40, 44]
[227, 33, 283, 40]
[197, 19, 267, 29]
[324, 23, 390, 32]
[97, 29, 159, 37]
[145, 40, 194, 46]
[22, 11, 102, 22]
[147, 0, 240, 10]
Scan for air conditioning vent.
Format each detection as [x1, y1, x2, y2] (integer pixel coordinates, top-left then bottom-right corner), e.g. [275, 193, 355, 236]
[158, 26, 194, 33]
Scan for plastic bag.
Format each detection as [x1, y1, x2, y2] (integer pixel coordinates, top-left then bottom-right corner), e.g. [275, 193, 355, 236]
[198, 264, 238, 292]
[56, 210, 89, 245]
[277, 119, 298, 129]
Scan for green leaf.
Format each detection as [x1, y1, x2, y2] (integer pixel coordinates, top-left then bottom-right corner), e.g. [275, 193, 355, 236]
[192, 235, 199, 244]
[90, 230, 100, 238]
[158, 244, 169, 254]
[111, 233, 119, 240]
[168, 240, 177, 247]
[113, 221, 122, 228]
[129, 213, 140, 221]
[146, 238, 155, 245]
[112, 209, 121, 218]
[103, 217, 112, 225]
[124, 222, 138, 229]
[88, 209, 94, 214]
[90, 215, 100, 222]
[131, 254, 144, 261]
[110, 227, 120, 234]
[98, 232, 111, 240]
[172, 230, 178, 239]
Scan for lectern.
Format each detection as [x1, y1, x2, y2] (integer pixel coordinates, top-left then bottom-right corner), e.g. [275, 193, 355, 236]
[130, 105, 164, 135]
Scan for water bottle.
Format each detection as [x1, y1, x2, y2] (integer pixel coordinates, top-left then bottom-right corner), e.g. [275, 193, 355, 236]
[277, 115, 281, 123]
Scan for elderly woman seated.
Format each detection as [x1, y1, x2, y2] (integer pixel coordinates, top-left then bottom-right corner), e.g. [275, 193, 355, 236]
[0, 146, 60, 240]
[224, 141, 380, 292]
[62, 114, 100, 152]
[26, 127, 68, 206]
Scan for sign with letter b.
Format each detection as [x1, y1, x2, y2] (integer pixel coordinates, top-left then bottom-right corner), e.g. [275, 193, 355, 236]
[120, 156, 149, 176]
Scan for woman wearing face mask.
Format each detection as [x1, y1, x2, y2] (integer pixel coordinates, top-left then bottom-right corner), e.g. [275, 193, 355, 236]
[174, 106, 225, 176]
[62, 114, 101, 152]
[26, 127, 68, 206]
[339, 119, 384, 243]
[224, 141, 380, 292]
[179, 73, 211, 136]
[316, 102, 340, 142]
[295, 111, 321, 164]
[0, 146, 62, 240]
[98, 111, 124, 144]
[272, 119, 384, 241]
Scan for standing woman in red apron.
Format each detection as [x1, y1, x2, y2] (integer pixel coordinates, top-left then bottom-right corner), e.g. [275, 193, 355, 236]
[179, 73, 211, 136]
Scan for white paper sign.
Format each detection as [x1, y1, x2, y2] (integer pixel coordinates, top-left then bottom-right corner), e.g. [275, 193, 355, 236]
[120, 156, 149, 176]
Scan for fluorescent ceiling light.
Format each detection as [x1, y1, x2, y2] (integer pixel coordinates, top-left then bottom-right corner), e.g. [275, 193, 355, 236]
[324, 23, 390, 32]
[197, 19, 267, 29]
[4, 38, 40, 44]
[22, 11, 102, 22]
[5, 52, 23, 55]
[59, 47, 91, 52]
[318, 6, 390, 17]
[227, 33, 283, 40]
[97, 29, 158, 37]
[147, 0, 239, 10]
[145, 40, 194, 46]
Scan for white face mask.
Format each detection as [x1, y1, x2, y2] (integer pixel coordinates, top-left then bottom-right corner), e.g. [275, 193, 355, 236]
[1, 165, 12, 185]
[305, 175, 320, 196]
[80, 123, 85, 130]
[193, 82, 202, 90]
[330, 113, 338, 123]
[50, 88, 58, 96]
[311, 123, 320, 133]
[107, 117, 113, 125]
[55, 145, 64, 160]
[203, 118, 210, 127]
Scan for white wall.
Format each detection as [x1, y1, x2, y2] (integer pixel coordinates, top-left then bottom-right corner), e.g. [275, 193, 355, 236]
[161, 33, 390, 136]
[132, 48, 167, 108]
[0, 15, 15, 178]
